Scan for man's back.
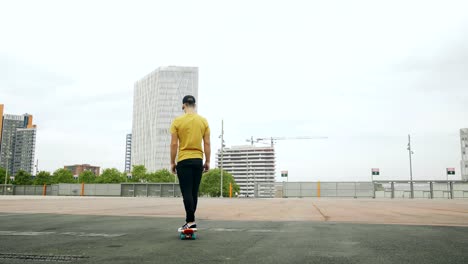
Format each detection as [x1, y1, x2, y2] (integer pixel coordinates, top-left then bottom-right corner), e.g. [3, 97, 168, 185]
[170, 113, 210, 162]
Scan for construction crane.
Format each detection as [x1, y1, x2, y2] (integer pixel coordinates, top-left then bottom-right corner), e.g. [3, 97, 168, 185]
[246, 136, 328, 147]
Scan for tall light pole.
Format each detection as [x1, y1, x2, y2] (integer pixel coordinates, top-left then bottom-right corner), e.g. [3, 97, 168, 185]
[220, 120, 224, 198]
[407, 134, 414, 199]
[4, 157, 8, 195]
[246, 152, 249, 197]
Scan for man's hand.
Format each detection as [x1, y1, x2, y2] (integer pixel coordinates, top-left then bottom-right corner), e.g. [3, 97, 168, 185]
[171, 163, 177, 174]
[203, 162, 210, 173]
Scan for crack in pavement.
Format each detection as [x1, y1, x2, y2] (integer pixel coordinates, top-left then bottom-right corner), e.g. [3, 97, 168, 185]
[312, 202, 330, 221]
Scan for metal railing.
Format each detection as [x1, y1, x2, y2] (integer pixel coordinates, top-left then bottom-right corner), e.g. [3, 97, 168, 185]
[374, 181, 468, 199]
[2, 181, 467, 199]
[282, 182, 374, 198]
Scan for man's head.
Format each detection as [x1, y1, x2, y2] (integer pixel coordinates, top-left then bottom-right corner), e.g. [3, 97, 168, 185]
[182, 95, 196, 111]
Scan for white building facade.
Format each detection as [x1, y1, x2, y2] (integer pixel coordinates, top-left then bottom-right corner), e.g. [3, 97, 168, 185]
[461, 128, 468, 181]
[216, 146, 276, 198]
[124, 133, 132, 173]
[132, 66, 198, 172]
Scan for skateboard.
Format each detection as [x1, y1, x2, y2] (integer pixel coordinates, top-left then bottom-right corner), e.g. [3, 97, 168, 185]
[179, 228, 197, 240]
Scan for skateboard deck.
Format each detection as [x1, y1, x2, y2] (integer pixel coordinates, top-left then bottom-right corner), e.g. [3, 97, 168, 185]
[178, 228, 197, 240]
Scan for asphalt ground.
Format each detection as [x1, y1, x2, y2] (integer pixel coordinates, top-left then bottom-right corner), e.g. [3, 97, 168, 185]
[0, 197, 467, 263]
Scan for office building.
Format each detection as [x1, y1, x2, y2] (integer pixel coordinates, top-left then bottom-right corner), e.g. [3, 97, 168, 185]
[216, 145, 276, 198]
[0, 104, 37, 175]
[64, 164, 100, 177]
[132, 66, 198, 172]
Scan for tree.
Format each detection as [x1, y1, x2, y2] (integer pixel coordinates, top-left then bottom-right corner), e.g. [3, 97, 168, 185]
[146, 169, 176, 183]
[131, 165, 147, 182]
[199, 169, 240, 197]
[34, 171, 52, 185]
[14, 170, 33, 185]
[96, 168, 125, 183]
[0, 167, 11, 185]
[78, 170, 96, 183]
[52, 168, 75, 184]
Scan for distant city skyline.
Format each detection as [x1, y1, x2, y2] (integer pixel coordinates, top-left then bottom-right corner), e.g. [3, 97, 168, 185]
[1, 0, 467, 181]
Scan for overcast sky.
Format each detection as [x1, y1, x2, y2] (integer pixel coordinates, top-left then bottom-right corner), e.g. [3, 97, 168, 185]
[1, 0, 467, 182]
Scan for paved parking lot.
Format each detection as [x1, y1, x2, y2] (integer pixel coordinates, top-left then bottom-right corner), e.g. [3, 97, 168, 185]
[0, 197, 467, 263]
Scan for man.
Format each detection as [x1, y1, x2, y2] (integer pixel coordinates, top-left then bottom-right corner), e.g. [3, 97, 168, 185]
[170, 95, 210, 231]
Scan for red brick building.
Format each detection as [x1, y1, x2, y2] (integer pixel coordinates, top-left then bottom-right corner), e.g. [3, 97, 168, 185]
[64, 164, 100, 177]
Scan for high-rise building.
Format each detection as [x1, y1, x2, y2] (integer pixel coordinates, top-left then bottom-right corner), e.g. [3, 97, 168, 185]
[13, 128, 37, 176]
[216, 145, 276, 198]
[132, 66, 198, 172]
[125, 133, 132, 173]
[0, 104, 3, 147]
[460, 128, 468, 181]
[64, 164, 100, 177]
[0, 104, 37, 175]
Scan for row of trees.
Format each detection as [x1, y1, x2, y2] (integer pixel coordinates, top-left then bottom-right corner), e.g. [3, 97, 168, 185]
[0, 166, 175, 185]
[0, 166, 240, 197]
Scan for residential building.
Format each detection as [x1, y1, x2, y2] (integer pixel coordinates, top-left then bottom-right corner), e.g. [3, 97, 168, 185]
[12, 128, 37, 176]
[125, 133, 132, 173]
[216, 145, 276, 198]
[131, 66, 198, 172]
[64, 164, 100, 177]
[0, 104, 37, 175]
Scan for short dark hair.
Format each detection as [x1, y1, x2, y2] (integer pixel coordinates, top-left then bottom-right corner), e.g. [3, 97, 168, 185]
[182, 95, 196, 106]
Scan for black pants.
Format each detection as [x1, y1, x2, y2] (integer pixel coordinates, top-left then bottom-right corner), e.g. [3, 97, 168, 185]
[176, 158, 203, 223]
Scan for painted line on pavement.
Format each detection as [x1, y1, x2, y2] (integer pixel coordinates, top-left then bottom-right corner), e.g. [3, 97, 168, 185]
[0, 231, 126, 237]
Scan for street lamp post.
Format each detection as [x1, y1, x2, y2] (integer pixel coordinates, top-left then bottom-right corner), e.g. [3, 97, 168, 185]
[246, 154, 249, 197]
[4, 158, 9, 195]
[407, 134, 414, 199]
[220, 120, 224, 198]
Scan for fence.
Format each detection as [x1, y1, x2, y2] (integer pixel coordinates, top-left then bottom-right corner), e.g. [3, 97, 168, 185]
[0, 185, 14, 195]
[374, 181, 468, 199]
[0, 183, 181, 197]
[281, 181, 468, 199]
[58, 184, 121, 196]
[2, 181, 468, 199]
[121, 183, 181, 197]
[282, 182, 374, 198]
[254, 182, 276, 198]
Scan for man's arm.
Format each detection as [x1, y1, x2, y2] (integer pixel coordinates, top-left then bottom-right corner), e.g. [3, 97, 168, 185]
[170, 133, 178, 173]
[203, 130, 211, 172]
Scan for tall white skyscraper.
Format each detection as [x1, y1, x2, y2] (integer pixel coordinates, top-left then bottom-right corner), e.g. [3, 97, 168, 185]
[131, 66, 198, 172]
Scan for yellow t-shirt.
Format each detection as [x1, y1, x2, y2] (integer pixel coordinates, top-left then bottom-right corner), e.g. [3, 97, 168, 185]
[170, 113, 210, 162]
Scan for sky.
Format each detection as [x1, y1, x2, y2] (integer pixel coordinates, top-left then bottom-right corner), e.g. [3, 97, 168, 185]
[1, 0, 467, 182]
